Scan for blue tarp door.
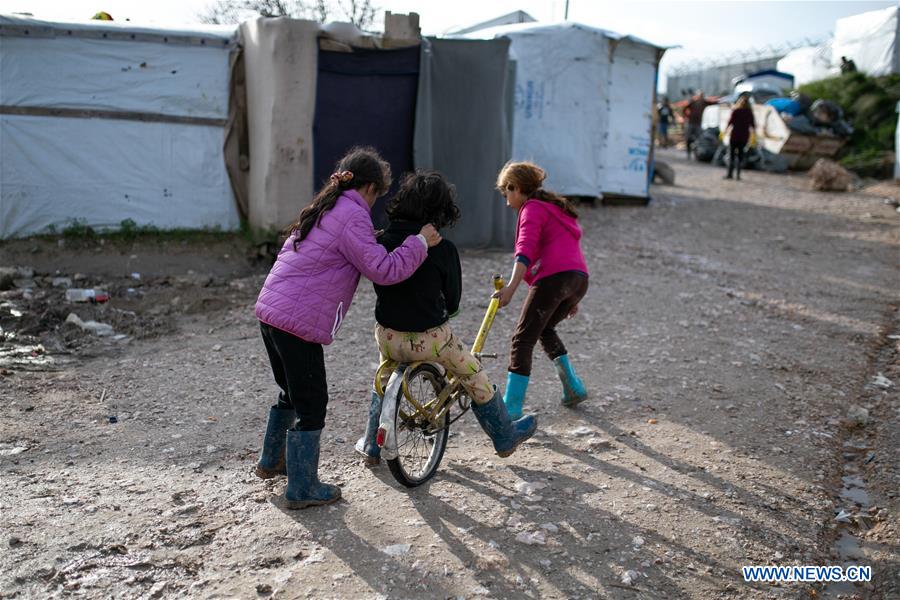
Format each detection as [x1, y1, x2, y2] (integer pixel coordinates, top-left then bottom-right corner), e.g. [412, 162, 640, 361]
[314, 45, 420, 226]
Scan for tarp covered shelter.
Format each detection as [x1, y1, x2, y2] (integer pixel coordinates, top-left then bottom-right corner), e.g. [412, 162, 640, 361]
[832, 5, 899, 77]
[240, 17, 516, 247]
[459, 22, 666, 199]
[0, 15, 241, 238]
[777, 43, 837, 87]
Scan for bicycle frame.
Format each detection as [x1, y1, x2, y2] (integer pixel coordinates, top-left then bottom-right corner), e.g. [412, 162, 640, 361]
[375, 275, 504, 451]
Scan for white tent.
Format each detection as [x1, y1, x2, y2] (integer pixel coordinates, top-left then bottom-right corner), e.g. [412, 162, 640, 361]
[0, 15, 241, 238]
[459, 22, 666, 199]
[832, 5, 899, 77]
[776, 43, 837, 87]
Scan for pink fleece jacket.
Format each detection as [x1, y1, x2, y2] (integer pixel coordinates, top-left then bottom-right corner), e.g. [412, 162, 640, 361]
[255, 190, 427, 345]
[514, 199, 589, 286]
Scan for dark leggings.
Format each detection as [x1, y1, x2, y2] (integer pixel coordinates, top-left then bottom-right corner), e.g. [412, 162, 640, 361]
[508, 271, 589, 376]
[259, 322, 328, 431]
[727, 144, 746, 178]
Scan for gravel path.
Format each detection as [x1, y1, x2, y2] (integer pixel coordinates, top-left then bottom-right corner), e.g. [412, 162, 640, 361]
[1, 151, 898, 599]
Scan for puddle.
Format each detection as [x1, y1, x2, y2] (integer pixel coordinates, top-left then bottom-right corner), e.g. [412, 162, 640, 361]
[840, 475, 870, 506]
[822, 433, 874, 599]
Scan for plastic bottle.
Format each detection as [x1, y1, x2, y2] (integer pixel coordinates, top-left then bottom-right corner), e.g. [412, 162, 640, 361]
[65, 288, 110, 303]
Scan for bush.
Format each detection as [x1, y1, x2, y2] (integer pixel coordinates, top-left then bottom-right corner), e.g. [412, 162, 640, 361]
[798, 72, 900, 177]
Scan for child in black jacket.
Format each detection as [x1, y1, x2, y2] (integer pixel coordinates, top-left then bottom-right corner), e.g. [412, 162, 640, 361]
[355, 171, 536, 464]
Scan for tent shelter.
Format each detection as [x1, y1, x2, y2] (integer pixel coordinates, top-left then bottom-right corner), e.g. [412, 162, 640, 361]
[777, 43, 836, 87]
[0, 15, 241, 238]
[1, 14, 513, 246]
[459, 22, 666, 200]
[240, 17, 516, 247]
[832, 5, 899, 77]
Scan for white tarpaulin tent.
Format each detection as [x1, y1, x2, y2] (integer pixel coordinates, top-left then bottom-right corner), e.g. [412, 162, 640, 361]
[832, 5, 899, 77]
[0, 15, 240, 238]
[776, 43, 837, 87]
[460, 22, 665, 199]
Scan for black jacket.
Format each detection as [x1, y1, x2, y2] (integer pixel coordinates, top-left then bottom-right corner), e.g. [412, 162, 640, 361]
[373, 221, 461, 332]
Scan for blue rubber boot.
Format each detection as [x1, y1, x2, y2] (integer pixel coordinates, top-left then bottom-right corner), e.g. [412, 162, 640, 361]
[472, 388, 537, 458]
[502, 371, 530, 419]
[284, 428, 341, 509]
[553, 354, 588, 407]
[255, 406, 296, 479]
[354, 390, 382, 466]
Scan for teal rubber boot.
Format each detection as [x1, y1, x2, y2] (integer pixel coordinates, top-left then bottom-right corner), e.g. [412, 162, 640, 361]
[284, 428, 341, 509]
[553, 354, 587, 407]
[472, 388, 537, 457]
[255, 406, 296, 479]
[502, 371, 530, 419]
[354, 390, 382, 466]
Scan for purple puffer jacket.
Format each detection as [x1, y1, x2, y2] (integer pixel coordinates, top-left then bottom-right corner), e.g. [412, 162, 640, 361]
[255, 190, 427, 345]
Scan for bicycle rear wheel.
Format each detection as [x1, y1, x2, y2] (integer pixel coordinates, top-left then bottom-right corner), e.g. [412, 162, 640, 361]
[386, 363, 449, 487]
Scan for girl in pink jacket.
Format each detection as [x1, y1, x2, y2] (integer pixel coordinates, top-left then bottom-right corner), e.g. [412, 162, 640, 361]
[254, 147, 441, 509]
[494, 161, 590, 418]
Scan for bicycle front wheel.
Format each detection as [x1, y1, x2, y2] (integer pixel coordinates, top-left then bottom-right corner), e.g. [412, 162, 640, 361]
[387, 363, 449, 487]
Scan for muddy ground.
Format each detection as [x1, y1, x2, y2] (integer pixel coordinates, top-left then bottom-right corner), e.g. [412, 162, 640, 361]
[1, 150, 898, 599]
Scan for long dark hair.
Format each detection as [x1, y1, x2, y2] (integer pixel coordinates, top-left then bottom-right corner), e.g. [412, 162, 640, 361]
[496, 161, 578, 218]
[386, 170, 460, 230]
[284, 146, 391, 250]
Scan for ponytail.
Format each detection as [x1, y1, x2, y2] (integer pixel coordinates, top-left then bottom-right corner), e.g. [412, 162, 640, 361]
[496, 161, 579, 218]
[283, 147, 392, 250]
[533, 188, 578, 219]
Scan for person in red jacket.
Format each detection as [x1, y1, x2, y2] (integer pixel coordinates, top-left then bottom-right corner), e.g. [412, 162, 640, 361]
[682, 90, 712, 159]
[493, 161, 590, 419]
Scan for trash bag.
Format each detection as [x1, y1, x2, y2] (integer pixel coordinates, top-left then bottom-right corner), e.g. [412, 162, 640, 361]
[785, 114, 818, 135]
[694, 128, 720, 162]
[810, 99, 844, 125]
[744, 146, 763, 170]
[711, 144, 728, 166]
[790, 92, 813, 112]
[759, 148, 789, 173]
[831, 119, 854, 137]
[767, 97, 803, 116]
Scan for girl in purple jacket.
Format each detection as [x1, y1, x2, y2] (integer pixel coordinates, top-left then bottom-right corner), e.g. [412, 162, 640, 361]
[494, 161, 590, 419]
[254, 147, 441, 509]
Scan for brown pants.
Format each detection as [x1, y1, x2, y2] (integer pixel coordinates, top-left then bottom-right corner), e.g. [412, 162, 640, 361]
[509, 271, 589, 376]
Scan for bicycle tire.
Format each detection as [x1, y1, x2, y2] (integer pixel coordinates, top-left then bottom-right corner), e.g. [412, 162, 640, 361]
[386, 363, 450, 488]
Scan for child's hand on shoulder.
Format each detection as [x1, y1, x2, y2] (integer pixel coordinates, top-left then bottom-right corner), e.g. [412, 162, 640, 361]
[419, 224, 442, 247]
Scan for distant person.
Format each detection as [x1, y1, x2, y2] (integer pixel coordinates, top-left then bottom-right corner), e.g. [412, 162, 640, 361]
[682, 90, 711, 159]
[840, 56, 857, 73]
[722, 93, 756, 180]
[657, 97, 673, 147]
[254, 147, 441, 509]
[355, 171, 537, 466]
[493, 161, 590, 419]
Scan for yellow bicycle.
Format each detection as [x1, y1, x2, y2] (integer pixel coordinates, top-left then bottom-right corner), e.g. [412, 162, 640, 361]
[374, 275, 504, 487]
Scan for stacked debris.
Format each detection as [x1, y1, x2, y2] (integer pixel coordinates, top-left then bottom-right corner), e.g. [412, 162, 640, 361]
[766, 93, 854, 138]
[798, 71, 899, 178]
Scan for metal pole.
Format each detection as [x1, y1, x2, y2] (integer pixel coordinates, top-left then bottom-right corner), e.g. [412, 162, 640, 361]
[564, 0, 570, 20]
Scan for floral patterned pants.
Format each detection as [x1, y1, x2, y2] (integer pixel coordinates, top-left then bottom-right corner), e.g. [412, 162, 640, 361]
[375, 322, 494, 404]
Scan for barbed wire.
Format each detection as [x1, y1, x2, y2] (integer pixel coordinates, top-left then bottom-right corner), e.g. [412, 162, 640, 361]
[667, 37, 828, 75]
